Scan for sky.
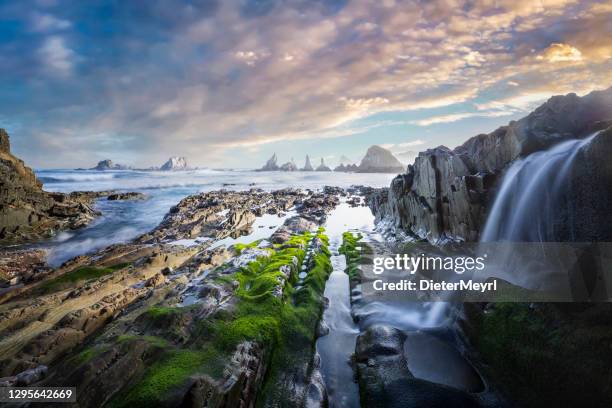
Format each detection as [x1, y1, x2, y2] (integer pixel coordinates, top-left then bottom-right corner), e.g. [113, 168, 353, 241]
[0, 0, 611, 169]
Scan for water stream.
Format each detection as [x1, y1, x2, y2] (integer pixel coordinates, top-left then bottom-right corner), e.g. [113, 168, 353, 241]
[481, 134, 597, 242]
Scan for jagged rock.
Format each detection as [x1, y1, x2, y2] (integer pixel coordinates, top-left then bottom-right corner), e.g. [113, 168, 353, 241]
[160, 156, 188, 171]
[315, 158, 331, 172]
[0, 129, 100, 244]
[302, 155, 314, 171]
[369, 88, 612, 242]
[259, 153, 280, 171]
[357, 145, 405, 173]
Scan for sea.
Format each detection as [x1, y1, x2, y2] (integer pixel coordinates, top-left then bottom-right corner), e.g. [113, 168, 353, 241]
[32, 169, 394, 266]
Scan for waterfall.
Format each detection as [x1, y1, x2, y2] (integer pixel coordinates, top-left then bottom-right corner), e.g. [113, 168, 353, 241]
[480, 133, 598, 242]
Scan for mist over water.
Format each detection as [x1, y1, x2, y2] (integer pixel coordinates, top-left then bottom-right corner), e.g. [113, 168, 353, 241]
[33, 169, 394, 266]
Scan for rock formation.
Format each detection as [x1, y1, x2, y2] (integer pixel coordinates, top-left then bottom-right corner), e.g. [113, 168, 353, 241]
[368, 88, 612, 242]
[160, 156, 188, 171]
[280, 158, 298, 171]
[315, 158, 331, 172]
[259, 153, 280, 171]
[302, 155, 314, 171]
[334, 163, 358, 172]
[91, 160, 130, 171]
[0, 129, 100, 244]
[357, 145, 404, 173]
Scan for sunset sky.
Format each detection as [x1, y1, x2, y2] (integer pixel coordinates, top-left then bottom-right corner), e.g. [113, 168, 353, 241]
[1, 0, 611, 169]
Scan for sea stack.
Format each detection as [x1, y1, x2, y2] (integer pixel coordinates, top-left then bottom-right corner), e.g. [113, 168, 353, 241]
[315, 158, 331, 172]
[302, 155, 314, 171]
[91, 159, 130, 171]
[160, 156, 188, 171]
[259, 153, 280, 171]
[357, 145, 404, 173]
[280, 158, 298, 171]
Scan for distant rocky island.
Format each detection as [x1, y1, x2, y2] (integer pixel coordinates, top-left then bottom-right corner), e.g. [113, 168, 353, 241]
[257, 146, 404, 173]
[85, 156, 191, 171]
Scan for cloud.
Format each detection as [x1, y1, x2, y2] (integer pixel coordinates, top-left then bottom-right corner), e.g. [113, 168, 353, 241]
[37, 36, 76, 75]
[537, 43, 583, 63]
[30, 12, 71, 32]
[410, 111, 514, 126]
[1, 0, 611, 167]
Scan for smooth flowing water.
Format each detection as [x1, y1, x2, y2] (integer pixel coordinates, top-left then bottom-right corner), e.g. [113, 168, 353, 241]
[481, 134, 597, 242]
[316, 203, 375, 407]
[29, 169, 394, 266]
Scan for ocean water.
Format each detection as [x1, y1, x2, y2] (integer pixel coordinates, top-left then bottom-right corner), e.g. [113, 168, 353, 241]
[33, 169, 394, 266]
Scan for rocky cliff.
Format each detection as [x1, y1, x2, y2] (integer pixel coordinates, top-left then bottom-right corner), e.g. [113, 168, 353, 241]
[369, 88, 612, 242]
[0, 129, 100, 243]
[357, 145, 404, 173]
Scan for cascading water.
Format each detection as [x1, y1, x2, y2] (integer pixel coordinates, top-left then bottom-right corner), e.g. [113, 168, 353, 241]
[481, 133, 598, 242]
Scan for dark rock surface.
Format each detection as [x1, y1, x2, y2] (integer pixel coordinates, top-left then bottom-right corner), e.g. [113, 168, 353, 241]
[107, 192, 148, 201]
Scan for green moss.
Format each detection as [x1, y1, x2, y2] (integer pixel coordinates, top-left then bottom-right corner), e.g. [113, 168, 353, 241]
[110, 231, 333, 407]
[110, 348, 222, 408]
[75, 344, 108, 364]
[339, 232, 362, 279]
[36, 263, 130, 294]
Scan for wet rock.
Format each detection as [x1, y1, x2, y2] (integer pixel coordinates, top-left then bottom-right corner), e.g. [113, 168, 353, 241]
[355, 325, 479, 408]
[15, 365, 48, 386]
[107, 192, 147, 201]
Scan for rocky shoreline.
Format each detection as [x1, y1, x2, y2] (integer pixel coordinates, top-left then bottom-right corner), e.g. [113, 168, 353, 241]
[0, 185, 371, 407]
[0, 129, 148, 245]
